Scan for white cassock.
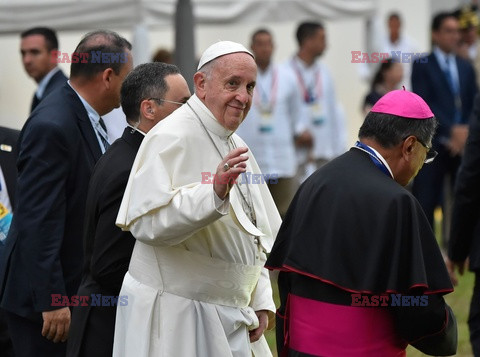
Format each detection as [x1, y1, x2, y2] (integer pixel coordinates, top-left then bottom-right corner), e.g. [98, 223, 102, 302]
[113, 94, 282, 357]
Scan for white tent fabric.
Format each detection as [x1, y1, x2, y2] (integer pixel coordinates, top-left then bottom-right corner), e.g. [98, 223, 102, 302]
[0, 0, 376, 34]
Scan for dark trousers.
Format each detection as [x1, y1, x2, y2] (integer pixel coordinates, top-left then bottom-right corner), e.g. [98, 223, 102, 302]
[0, 308, 14, 356]
[470, 272, 480, 356]
[67, 304, 117, 357]
[5, 310, 66, 357]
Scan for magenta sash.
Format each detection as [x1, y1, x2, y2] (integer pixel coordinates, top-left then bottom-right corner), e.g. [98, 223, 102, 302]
[287, 294, 408, 356]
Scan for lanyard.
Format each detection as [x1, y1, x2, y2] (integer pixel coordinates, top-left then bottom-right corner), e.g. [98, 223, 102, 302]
[291, 59, 322, 103]
[353, 141, 392, 178]
[253, 67, 278, 108]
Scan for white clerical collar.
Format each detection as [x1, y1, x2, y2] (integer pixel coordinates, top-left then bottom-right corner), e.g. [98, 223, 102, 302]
[188, 94, 234, 140]
[126, 124, 147, 136]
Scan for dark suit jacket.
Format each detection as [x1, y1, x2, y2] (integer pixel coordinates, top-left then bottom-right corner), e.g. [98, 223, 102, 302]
[67, 127, 143, 357]
[411, 53, 477, 148]
[0, 127, 20, 210]
[30, 69, 68, 112]
[0, 83, 103, 321]
[449, 94, 480, 270]
[0, 126, 19, 356]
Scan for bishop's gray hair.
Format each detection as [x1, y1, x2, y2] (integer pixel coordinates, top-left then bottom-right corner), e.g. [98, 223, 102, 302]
[358, 112, 438, 148]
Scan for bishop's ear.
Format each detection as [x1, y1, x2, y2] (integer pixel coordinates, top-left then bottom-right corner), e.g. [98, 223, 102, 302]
[402, 135, 417, 161]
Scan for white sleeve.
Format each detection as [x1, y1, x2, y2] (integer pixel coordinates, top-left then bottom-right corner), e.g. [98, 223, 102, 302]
[129, 184, 230, 246]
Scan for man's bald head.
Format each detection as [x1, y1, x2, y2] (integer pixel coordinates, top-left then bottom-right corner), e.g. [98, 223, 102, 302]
[70, 30, 132, 80]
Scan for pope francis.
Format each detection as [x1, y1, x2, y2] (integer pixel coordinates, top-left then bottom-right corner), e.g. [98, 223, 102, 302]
[113, 41, 282, 356]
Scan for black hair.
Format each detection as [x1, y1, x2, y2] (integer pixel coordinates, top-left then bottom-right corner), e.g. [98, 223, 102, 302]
[432, 12, 457, 32]
[296, 22, 324, 46]
[121, 62, 180, 122]
[21, 27, 59, 51]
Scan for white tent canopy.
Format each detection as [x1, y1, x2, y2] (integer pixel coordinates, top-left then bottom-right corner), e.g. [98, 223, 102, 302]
[0, 0, 376, 34]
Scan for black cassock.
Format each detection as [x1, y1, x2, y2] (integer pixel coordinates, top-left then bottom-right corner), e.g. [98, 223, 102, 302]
[266, 148, 457, 356]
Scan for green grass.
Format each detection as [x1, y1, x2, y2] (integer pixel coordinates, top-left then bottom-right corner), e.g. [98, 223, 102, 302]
[264, 210, 475, 356]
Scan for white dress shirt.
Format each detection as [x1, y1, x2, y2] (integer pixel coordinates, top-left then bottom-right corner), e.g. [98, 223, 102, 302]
[236, 63, 307, 178]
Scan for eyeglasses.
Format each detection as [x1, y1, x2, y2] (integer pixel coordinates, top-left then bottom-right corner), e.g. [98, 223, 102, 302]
[148, 97, 185, 107]
[416, 138, 438, 164]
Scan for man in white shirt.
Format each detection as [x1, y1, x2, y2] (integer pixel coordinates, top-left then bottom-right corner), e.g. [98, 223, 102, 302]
[236, 29, 307, 217]
[20, 27, 68, 112]
[114, 41, 281, 357]
[290, 21, 347, 179]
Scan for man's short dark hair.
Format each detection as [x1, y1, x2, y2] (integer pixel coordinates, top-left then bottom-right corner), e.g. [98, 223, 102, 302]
[388, 12, 401, 22]
[359, 112, 438, 149]
[70, 30, 132, 79]
[296, 21, 324, 46]
[432, 12, 457, 32]
[21, 27, 59, 51]
[121, 62, 180, 123]
[251, 28, 272, 44]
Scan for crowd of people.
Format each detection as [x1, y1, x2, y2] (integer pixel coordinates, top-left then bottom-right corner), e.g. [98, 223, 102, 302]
[0, 4, 480, 357]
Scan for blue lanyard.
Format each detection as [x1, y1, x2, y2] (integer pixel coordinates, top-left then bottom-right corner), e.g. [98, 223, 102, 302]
[354, 141, 391, 178]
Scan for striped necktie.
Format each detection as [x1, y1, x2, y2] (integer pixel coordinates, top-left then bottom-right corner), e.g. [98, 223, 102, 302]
[98, 117, 110, 152]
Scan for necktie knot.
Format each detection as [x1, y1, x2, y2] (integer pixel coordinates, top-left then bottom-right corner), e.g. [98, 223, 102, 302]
[99, 117, 108, 133]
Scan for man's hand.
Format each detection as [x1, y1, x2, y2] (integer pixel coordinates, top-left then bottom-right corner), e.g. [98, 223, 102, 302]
[249, 310, 269, 342]
[295, 130, 313, 149]
[448, 124, 469, 156]
[214, 147, 248, 199]
[445, 257, 467, 286]
[42, 307, 70, 343]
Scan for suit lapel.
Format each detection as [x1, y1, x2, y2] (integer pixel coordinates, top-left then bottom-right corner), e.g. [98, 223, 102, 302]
[65, 85, 103, 162]
[43, 70, 67, 99]
[430, 54, 453, 95]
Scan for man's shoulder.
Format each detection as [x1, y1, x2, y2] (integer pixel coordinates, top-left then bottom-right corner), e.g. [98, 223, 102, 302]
[320, 151, 412, 197]
[149, 108, 197, 141]
[276, 62, 300, 85]
[0, 126, 20, 143]
[26, 85, 81, 129]
[456, 55, 476, 74]
[48, 69, 68, 86]
[412, 52, 435, 70]
[91, 140, 136, 188]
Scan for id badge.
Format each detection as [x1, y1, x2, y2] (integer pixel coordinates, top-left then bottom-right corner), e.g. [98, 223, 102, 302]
[0, 202, 12, 244]
[259, 103, 273, 133]
[310, 102, 324, 126]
